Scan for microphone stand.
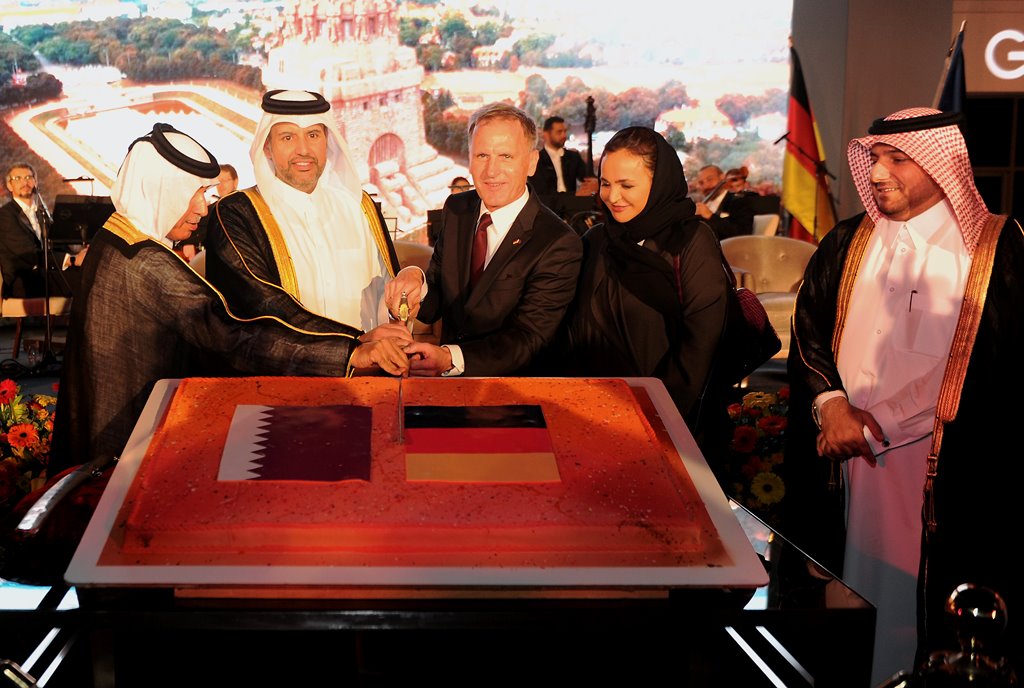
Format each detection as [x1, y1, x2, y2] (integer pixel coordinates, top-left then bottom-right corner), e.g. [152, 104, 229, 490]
[774, 132, 838, 237]
[32, 189, 63, 371]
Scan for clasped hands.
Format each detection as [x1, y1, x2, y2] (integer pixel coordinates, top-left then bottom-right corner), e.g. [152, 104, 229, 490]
[350, 268, 454, 376]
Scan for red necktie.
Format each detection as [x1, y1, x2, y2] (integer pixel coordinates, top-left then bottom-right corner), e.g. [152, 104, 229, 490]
[469, 213, 492, 291]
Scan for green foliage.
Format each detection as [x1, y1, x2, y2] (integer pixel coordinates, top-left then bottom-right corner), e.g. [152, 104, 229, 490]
[715, 88, 787, 129]
[663, 124, 690, 153]
[520, 75, 696, 133]
[0, 72, 63, 107]
[416, 44, 443, 72]
[513, 34, 555, 59]
[474, 22, 502, 46]
[438, 13, 472, 45]
[683, 131, 782, 188]
[0, 32, 41, 81]
[421, 89, 469, 158]
[398, 17, 430, 47]
[8, 17, 261, 87]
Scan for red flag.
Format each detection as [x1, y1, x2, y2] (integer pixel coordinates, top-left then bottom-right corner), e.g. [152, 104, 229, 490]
[781, 46, 837, 243]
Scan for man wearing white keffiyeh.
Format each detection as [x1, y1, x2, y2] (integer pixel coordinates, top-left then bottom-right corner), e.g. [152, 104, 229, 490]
[787, 107, 1022, 683]
[205, 89, 423, 339]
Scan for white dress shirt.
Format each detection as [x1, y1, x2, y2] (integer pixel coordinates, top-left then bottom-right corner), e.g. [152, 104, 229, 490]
[544, 145, 567, 193]
[13, 197, 42, 242]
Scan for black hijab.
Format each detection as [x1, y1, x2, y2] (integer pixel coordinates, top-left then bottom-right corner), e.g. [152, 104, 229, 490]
[598, 127, 697, 316]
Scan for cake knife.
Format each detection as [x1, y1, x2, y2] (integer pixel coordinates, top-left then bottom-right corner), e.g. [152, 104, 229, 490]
[396, 290, 410, 443]
[397, 375, 405, 444]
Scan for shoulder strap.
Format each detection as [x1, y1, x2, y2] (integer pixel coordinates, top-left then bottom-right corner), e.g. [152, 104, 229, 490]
[831, 215, 875, 357]
[923, 214, 1008, 532]
[242, 188, 300, 299]
[360, 192, 399, 278]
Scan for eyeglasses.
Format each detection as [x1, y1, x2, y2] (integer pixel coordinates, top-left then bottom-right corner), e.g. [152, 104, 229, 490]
[8, 174, 34, 182]
[449, 184, 472, 192]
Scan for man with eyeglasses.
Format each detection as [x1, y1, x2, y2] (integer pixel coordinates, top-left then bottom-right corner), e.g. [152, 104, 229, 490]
[448, 176, 472, 194]
[0, 163, 80, 297]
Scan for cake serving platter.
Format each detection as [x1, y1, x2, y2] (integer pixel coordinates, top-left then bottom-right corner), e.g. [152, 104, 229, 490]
[66, 377, 768, 593]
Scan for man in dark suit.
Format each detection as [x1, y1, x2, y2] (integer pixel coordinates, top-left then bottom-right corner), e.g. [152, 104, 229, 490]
[528, 116, 592, 195]
[694, 164, 755, 240]
[0, 163, 79, 297]
[401, 104, 583, 376]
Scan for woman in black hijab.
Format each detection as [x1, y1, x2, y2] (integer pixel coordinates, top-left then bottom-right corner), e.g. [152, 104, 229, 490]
[560, 126, 731, 458]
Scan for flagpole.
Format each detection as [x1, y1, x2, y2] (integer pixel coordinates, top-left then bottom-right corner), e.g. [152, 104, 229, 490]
[776, 132, 837, 238]
[933, 20, 966, 109]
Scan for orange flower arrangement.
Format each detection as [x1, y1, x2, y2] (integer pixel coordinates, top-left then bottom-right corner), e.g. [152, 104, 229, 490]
[720, 387, 789, 528]
[0, 379, 56, 510]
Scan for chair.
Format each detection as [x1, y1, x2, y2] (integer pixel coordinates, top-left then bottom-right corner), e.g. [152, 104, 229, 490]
[0, 269, 72, 359]
[393, 239, 440, 345]
[720, 235, 818, 360]
[752, 214, 780, 236]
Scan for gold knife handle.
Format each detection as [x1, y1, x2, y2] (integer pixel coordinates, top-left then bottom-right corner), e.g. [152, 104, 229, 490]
[398, 291, 410, 323]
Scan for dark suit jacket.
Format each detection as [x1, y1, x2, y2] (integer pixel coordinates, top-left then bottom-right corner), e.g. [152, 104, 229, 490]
[0, 199, 79, 298]
[528, 147, 589, 195]
[705, 191, 755, 241]
[417, 190, 583, 376]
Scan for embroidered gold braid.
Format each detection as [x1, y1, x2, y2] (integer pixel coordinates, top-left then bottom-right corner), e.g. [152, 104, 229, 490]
[360, 192, 397, 278]
[831, 216, 875, 358]
[922, 214, 1007, 532]
[243, 188, 300, 299]
[103, 212, 148, 244]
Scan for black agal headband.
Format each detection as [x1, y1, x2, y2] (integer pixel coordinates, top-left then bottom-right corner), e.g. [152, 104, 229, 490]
[868, 111, 966, 135]
[126, 123, 220, 178]
[261, 90, 331, 115]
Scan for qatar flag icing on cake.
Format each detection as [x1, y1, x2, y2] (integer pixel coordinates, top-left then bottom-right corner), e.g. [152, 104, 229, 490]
[218, 405, 372, 482]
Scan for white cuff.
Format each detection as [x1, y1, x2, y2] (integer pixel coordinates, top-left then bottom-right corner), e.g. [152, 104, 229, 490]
[811, 390, 848, 428]
[441, 344, 465, 377]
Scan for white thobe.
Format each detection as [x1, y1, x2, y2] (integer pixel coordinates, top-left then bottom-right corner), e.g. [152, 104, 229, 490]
[266, 179, 389, 331]
[836, 200, 971, 685]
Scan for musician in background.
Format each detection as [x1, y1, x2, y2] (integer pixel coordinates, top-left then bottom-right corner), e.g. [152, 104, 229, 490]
[725, 166, 756, 195]
[0, 162, 81, 297]
[529, 116, 593, 196]
[694, 164, 754, 240]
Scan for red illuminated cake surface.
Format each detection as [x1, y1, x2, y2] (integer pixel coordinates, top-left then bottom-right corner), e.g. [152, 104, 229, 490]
[117, 377, 725, 567]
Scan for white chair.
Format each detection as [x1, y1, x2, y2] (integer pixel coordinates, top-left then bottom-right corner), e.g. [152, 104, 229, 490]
[720, 235, 817, 360]
[752, 214, 780, 236]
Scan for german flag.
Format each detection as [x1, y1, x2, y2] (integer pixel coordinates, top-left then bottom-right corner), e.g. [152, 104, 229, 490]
[404, 405, 560, 482]
[782, 45, 837, 243]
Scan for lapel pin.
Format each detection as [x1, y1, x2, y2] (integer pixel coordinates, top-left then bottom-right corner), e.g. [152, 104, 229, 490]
[512, 238, 521, 246]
